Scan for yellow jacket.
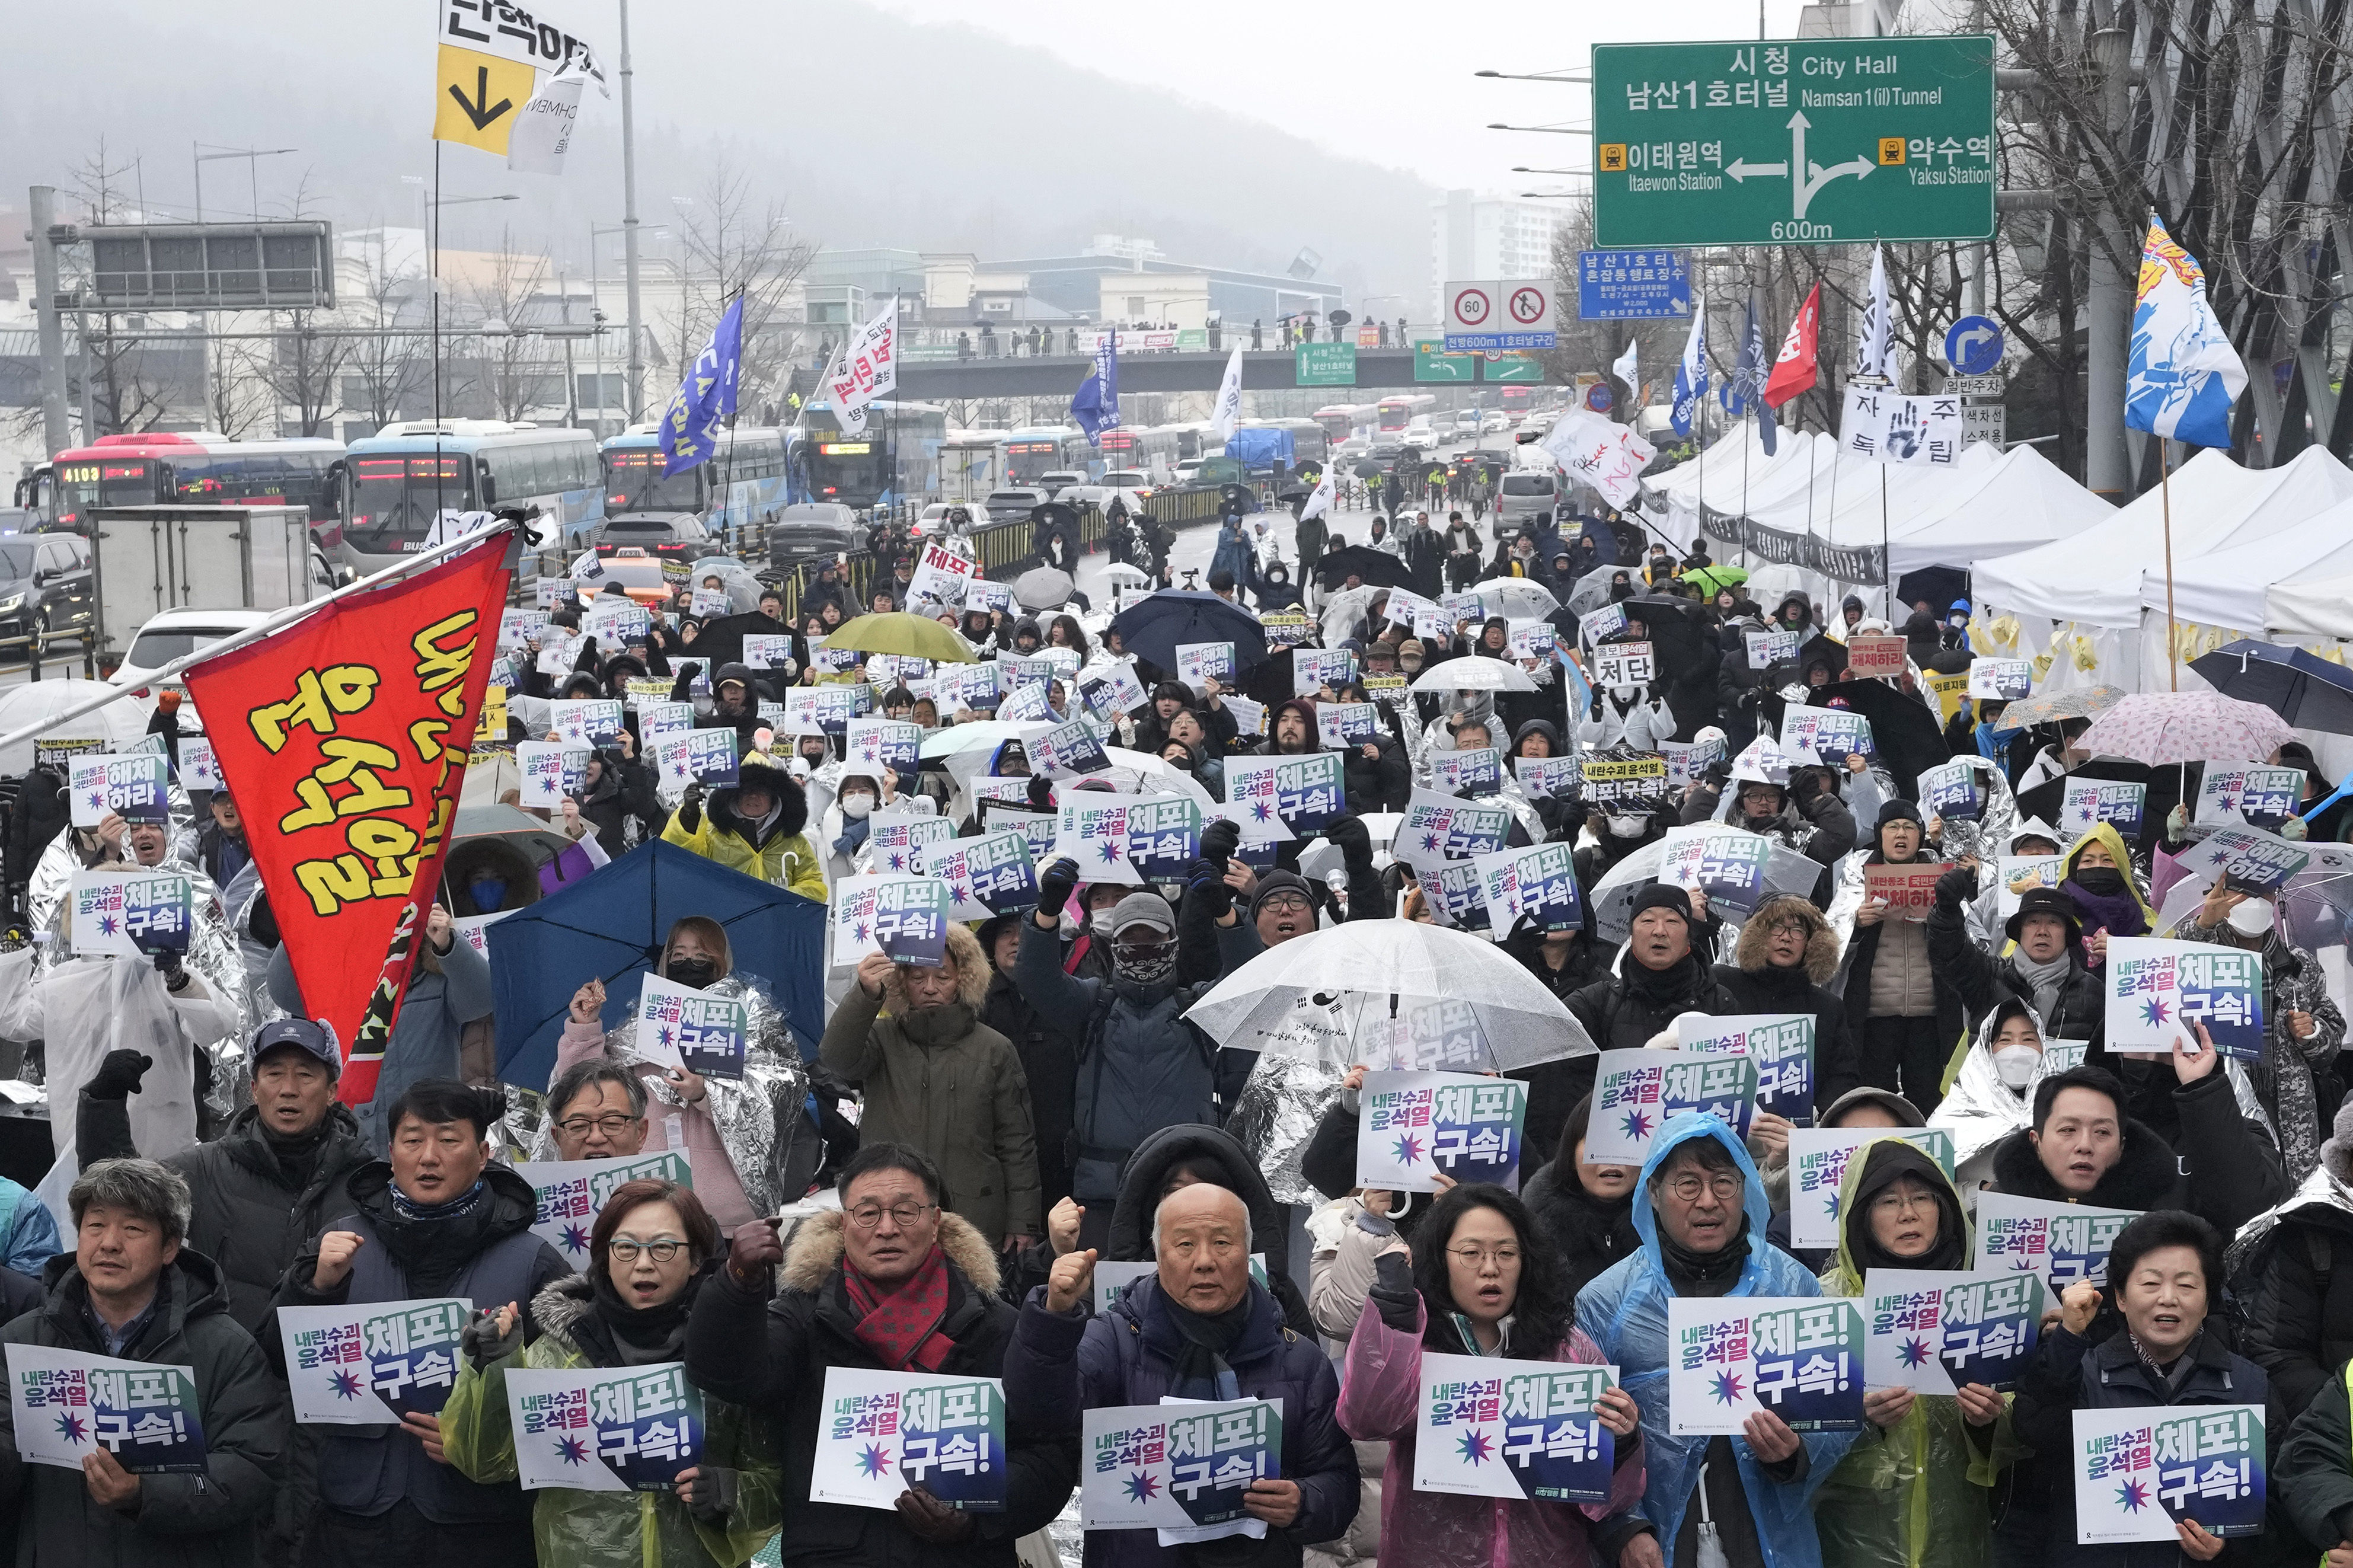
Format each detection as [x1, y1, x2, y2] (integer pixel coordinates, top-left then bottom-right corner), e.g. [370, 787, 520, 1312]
[662, 797, 826, 901]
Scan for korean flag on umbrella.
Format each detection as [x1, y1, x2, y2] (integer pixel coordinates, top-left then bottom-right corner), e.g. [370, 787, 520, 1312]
[2127, 218, 2247, 450]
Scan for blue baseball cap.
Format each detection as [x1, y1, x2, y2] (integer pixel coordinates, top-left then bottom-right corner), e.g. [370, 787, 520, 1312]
[252, 1018, 340, 1077]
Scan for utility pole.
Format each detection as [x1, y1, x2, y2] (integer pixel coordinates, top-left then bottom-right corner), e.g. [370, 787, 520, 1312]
[28, 186, 72, 456]
[2081, 27, 2132, 499]
[618, 0, 646, 424]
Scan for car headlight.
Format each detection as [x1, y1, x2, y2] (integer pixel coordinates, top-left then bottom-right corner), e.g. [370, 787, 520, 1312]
[0, 596, 25, 615]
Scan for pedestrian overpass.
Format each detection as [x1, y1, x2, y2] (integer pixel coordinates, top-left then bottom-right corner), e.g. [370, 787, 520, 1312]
[893, 347, 1537, 400]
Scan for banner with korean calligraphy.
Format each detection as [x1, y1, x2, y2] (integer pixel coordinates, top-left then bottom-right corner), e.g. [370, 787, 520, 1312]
[518, 1152, 694, 1267]
[633, 975, 749, 1080]
[1839, 387, 1966, 467]
[507, 1362, 706, 1493]
[1678, 1013, 1815, 1123]
[1862, 1270, 2046, 1394]
[278, 1298, 470, 1423]
[1975, 1192, 2141, 1288]
[2073, 1404, 2265, 1543]
[1355, 1071, 1527, 1193]
[1666, 1298, 1866, 1435]
[1583, 1051, 1759, 1164]
[1413, 1354, 1618, 1502]
[184, 535, 510, 1102]
[5, 1344, 207, 1473]
[1787, 1129, 1955, 1250]
[2105, 937, 2265, 1059]
[813, 1368, 1007, 1513]
[1080, 1397, 1280, 1532]
[70, 867, 194, 959]
[914, 831, 1040, 919]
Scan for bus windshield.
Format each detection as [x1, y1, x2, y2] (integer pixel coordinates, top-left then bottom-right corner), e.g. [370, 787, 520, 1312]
[1377, 405, 1409, 433]
[53, 459, 159, 529]
[347, 455, 470, 552]
[604, 448, 703, 513]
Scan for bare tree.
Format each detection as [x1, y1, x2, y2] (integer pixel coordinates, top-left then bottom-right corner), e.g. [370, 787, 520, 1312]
[343, 233, 430, 432]
[671, 157, 817, 424]
[457, 235, 557, 423]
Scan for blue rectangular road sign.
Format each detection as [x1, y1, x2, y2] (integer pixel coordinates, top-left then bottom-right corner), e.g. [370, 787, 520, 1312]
[1577, 250, 1693, 319]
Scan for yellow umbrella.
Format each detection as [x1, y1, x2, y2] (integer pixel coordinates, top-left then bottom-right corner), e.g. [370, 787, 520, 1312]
[822, 611, 978, 663]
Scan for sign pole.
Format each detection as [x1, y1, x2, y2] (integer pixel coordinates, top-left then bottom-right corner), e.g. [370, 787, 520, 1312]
[1879, 464, 1892, 622]
[2162, 438, 2179, 691]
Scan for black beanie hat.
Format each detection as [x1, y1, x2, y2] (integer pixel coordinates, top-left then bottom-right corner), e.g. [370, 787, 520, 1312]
[1630, 883, 1694, 926]
[1876, 799, 1925, 830]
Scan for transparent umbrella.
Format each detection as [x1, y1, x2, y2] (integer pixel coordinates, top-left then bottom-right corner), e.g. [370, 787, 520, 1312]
[1587, 832, 1825, 944]
[1465, 577, 1561, 619]
[1410, 657, 1538, 694]
[1185, 921, 1596, 1071]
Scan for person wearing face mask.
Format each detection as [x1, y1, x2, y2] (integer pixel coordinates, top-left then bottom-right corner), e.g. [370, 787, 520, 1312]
[442, 1180, 781, 1567]
[2174, 882, 2344, 1186]
[2054, 824, 2151, 970]
[822, 927, 1042, 1253]
[1929, 999, 2062, 1189]
[2004, 1211, 2271, 1568]
[1814, 1141, 2010, 1568]
[663, 755, 826, 900]
[817, 770, 885, 886]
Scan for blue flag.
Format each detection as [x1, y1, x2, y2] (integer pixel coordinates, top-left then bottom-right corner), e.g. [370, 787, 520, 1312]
[1720, 291, 1778, 456]
[657, 295, 744, 478]
[2126, 218, 2247, 450]
[1670, 305, 1707, 440]
[1070, 330, 1121, 446]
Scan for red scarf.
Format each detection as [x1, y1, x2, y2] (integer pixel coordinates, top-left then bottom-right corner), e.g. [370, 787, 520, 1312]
[843, 1244, 953, 1371]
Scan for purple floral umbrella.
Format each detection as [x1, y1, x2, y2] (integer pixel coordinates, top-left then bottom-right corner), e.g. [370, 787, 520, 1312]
[2075, 691, 2297, 766]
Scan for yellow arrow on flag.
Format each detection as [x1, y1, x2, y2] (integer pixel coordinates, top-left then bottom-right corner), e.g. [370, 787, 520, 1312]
[433, 44, 534, 153]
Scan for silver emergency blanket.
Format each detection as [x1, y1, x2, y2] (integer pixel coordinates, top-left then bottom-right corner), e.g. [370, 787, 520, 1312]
[1928, 753, 2019, 868]
[1225, 1053, 1340, 1208]
[523, 973, 810, 1216]
[2226, 1160, 2353, 1280]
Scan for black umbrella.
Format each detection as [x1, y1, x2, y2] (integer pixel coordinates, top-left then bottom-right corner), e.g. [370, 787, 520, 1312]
[1107, 589, 1272, 673]
[2016, 758, 2176, 854]
[681, 610, 791, 669]
[1764, 678, 1952, 802]
[2190, 640, 2353, 736]
[1314, 545, 1413, 590]
[1617, 595, 1713, 684]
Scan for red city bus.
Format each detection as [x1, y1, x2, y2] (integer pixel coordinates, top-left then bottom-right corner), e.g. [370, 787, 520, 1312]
[1499, 384, 1534, 421]
[21, 432, 347, 539]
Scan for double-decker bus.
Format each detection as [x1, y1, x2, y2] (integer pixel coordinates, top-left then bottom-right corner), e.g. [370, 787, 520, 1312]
[23, 432, 347, 536]
[601, 426, 790, 529]
[341, 420, 601, 572]
[1375, 394, 1436, 434]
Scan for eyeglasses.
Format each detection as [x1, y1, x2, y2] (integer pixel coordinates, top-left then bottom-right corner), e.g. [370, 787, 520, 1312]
[1447, 1246, 1521, 1268]
[1767, 917, 1812, 937]
[1258, 893, 1313, 914]
[556, 1113, 644, 1138]
[848, 1201, 937, 1230]
[1662, 1173, 1744, 1203]
[607, 1237, 688, 1263]
[1871, 1188, 1936, 1216]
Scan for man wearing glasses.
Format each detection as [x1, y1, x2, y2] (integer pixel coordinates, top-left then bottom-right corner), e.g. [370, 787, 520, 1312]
[1577, 1115, 1856, 1568]
[542, 1060, 649, 1163]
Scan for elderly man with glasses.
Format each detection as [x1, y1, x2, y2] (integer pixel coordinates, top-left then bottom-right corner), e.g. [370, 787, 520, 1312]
[542, 1060, 650, 1163]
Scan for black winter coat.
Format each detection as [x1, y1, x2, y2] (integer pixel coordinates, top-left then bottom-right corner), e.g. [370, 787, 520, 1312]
[576, 755, 665, 856]
[2237, 1193, 2353, 1419]
[981, 970, 1079, 1213]
[1985, 1082, 2282, 1243]
[1510, 953, 1741, 1172]
[1712, 960, 1865, 1116]
[78, 1092, 372, 1333]
[2278, 1350, 2353, 1551]
[0, 1252, 285, 1568]
[684, 1210, 1075, 1567]
[1522, 1160, 1642, 1302]
[1342, 733, 1411, 814]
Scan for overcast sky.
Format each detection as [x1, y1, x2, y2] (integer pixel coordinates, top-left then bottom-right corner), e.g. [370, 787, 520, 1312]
[869, 0, 1815, 190]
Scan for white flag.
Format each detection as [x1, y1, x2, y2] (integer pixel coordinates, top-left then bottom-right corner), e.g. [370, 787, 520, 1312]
[1209, 344, 1246, 442]
[507, 46, 590, 175]
[1541, 407, 1656, 509]
[1853, 245, 1892, 382]
[1612, 337, 1639, 385]
[1300, 449, 1340, 522]
[823, 299, 900, 437]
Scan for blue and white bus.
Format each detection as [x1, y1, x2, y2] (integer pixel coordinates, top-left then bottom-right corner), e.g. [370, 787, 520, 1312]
[601, 424, 790, 531]
[786, 401, 949, 509]
[341, 420, 602, 571]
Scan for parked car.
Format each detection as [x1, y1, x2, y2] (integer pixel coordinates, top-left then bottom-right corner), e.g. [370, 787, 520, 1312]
[984, 487, 1051, 523]
[1035, 470, 1087, 497]
[110, 606, 273, 695]
[764, 502, 863, 566]
[0, 532, 94, 656]
[914, 503, 978, 540]
[595, 511, 720, 563]
[1496, 469, 1560, 527]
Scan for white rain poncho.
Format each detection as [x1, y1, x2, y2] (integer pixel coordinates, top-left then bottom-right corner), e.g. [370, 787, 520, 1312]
[0, 946, 232, 1160]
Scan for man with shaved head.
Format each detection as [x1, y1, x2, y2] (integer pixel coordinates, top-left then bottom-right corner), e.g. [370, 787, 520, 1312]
[1002, 1181, 1361, 1558]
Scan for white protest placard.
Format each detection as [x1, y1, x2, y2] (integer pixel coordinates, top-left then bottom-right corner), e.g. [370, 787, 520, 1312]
[178, 736, 222, 793]
[70, 867, 195, 960]
[1413, 1354, 1619, 1503]
[633, 974, 751, 1080]
[2173, 826, 2312, 895]
[1079, 1398, 1280, 1534]
[518, 1152, 695, 1269]
[933, 662, 1001, 715]
[1355, 1071, 1529, 1192]
[1966, 658, 2034, 701]
[845, 718, 921, 774]
[1051, 793, 1145, 886]
[1779, 707, 1873, 765]
[1223, 694, 1267, 739]
[1591, 641, 1654, 688]
[2104, 936, 2265, 1060]
[649, 729, 740, 791]
[907, 542, 979, 605]
[740, 633, 796, 671]
[1974, 1191, 2141, 1288]
[1506, 619, 1557, 663]
[1515, 755, 1582, 801]
[1076, 662, 1148, 718]
[1995, 855, 2065, 918]
[500, 606, 549, 648]
[1474, 842, 1585, 935]
[1581, 603, 1628, 645]
[1431, 746, 1502, 797]
[1583, 1051, 1760, 1165]
[1175, 643, 1234, 687]
[691, 586, 731, 617]
[995, 682, 1053, 724]
[551, 699, 627, 748]
[1221, 753, 1345, 834]
[914, 831, 1040, 919]
[1745, 628, 1800, 669]
[866, 809, 957, 876]
[517, 740, 588, 806]
[2060, 778, 2146, 840]
[1655, 825, 1773, 918]
[985, 807, 1060, 860]
[812, 1367, 1010, 1513]
[68, 753, 168, 828]
[1292, 647, 1356, 695]
[2194, 764, 2303, 830]
[1786, 1128, 1955, 1251]
[5, 1344, 207, 1473]
[1918, 759, 1983, 821]
[506, 1362, 707, 1494]
[1862, 1270, 2047, 1395]
[1665, 1297, 1867, 1435]
[278, 1299, 470, 1424]
[1391, 787, 1511, 875]
[1316, 702, 1378, 751]
[1677, 1013, 1816, 1123]
[2071, 1404, 2265, 1544]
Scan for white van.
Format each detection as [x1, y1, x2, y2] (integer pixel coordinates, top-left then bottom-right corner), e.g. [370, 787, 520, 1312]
[1496, 470, 1560, 527]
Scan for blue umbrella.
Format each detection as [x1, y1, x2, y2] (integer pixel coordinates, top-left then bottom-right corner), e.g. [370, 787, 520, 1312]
[486, 841, 826, 1091]
[2188, 639, 2353, 736]
[1108, 589, 1271, 673]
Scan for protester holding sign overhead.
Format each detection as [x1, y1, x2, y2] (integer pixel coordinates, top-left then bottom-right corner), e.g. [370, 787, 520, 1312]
[662, 751, 826, 900]
[1334, 1181, 1648, 1566]
[0, 1158, 286, 1568]
[441, 1178, 781, 1568]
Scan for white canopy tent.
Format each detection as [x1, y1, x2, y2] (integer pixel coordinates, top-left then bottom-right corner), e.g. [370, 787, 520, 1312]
[2137, 488, 2353, 633]
[2269, 570, 2353, 640]
[1648, 426, 1826, 551]
[1878, 443, 2115, 580]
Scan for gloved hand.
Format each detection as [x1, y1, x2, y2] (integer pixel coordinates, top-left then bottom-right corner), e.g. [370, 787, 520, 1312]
[1026, 774, 1056, 811]
[1326, 813, 1372, 872]
[1200, 817, 1241, 866]
[1790, 769, 1826, 810]
[1186, 860, 1234, 920]
[151, 949, 187, 989]
[1036, 857, 1081, 920]
[2166, 803, 2189, 839]
[676, 783, 704, 834]
[1369, 1248, 1422, 1334]
[2282, 815, 2310, 842]
[1935, 864, 1980, 910]
[85, 1049, 152, 1102]
[461, 1305, 526, 1371]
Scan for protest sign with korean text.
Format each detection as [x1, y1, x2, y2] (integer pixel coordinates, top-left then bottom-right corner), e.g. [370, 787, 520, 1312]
[1581, 754, 1670, 806]
[812, 1368, 1007, 1513]
[914, 831, 1040, 919]
[1666, 1298, 1866, 1435]
[1679, 1013, 1816, 1124]
[1030, 716, 1112, 778]
[1787, 1129, 1956, 1250]
[1583, 603, 1630, 645]
[985, 807, 1059, 860]
[1356, 1072, 1528, 1193]
[1506, 620, 1557, 662]
[1780, 708, 1873, 764]
[1393, 789, 1512, 875]
[551, 699, 627, 748]
[1584, 1051, 1760, 1165]
[1476, 842, 1585, 934]
[1080, 1398, 1281, 1533]
[1846, 635, 1908, 679]
[6, 1345, 206, 1473]
[68, 753, 168, 828]
[1429, 859, 1498, 935]
[2105, 937, 2265, 1059]
[1431, 746, 1502, 797]
[178, 736, 222, 793]
[71, 868, 194, 959]
[832, 875, 950, 967]
[519, 1152, 694, 1266]
[1176, 643, 1235, 686]
[2061, 778, 2146, 840]
[1317, 702, 1379, 751]
[1077, 662, 1148, 719]
[932, 662, 1000, 714]
[1413, 1353, 1618, 1503]
[649, 729, 740, 791]
[518, 740, 586, 806]
[1222, 754, 1345, 834]
[1514, 755, 1582, 801]
[507, 1362, 707, 1493]
[1292, 648, 1356, 695]
[1657, 826, 1771, 916]
[1996, 855, 2066, 917]
[1968, 659, 2034, 701]
[2194, 765, 2303, 831]
[845, 718, 920, 774]
[1125, 794, 1203, 880]
[1975, 1191, 2141, 1287]
[633, 974, 749, 1080]
[739, 634, 796, 670]
[1259, 612, 1316, 649]
[2072, 1404, 2264, 1543]
[1918, 759, 1984, 820]
[279, 1298, 470, 1423]
[907, 543, 978, 605]
[866, 810, 957, 876]
[1864, 864, 1943, 921]
[1745, 628, 1800, 670]
[1591, 642, 1655, 688]
[1863, 1270, 2046, 1394]
[2174, 828, 2311, 895]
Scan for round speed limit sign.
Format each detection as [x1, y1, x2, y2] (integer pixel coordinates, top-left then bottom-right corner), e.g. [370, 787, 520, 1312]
[1451, 287, 1491, 327]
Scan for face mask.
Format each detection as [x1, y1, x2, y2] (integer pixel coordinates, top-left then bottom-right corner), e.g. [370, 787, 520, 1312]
[467, 877, 505, 912]
[1089, 907, 1119, 935]
[839, 794, 874, 819]
[667, 957, 719, 989]
[1112, 943, 1177, 986]
[2227, 897, 2276, 937]
[1607, 814, 1646, 838]
[1994, 1044, 2040, 1090]
[2071, 866, 2125, 895]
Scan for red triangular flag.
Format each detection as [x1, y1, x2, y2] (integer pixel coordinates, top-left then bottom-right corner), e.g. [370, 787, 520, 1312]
[1763, 282, 1821, 410]
[185, 536, 513, 1104]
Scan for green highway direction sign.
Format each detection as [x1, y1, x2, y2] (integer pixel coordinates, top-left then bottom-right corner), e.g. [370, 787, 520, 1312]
[1295, 343, 1357, 387]
[1414, 341, 1475, 382]
[1592, 36, 1995, 247]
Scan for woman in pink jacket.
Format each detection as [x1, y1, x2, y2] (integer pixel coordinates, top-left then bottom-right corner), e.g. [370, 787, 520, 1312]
[1337, 1181, 1650, 1567]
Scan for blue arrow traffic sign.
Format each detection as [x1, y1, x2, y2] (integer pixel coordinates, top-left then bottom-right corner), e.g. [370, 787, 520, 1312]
[1945, 315, 2004, 376]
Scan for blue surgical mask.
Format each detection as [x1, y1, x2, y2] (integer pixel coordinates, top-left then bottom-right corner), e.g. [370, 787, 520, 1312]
[467, 876, 506, 912]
